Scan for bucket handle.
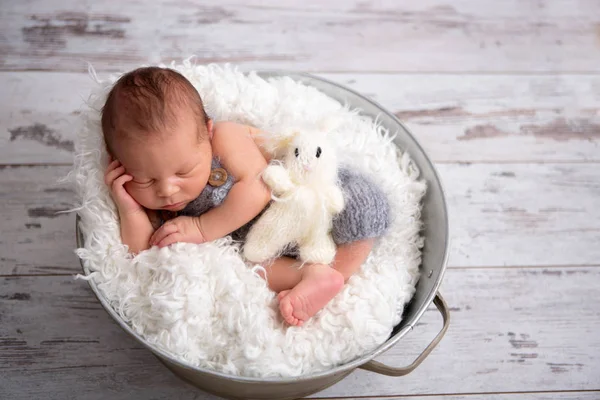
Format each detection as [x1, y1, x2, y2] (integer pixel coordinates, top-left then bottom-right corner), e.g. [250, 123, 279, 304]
[359, 292, 450, 376]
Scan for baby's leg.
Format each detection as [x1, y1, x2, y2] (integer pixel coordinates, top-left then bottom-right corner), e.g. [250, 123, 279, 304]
[273, 238, 375, 326]
[259, 238, 374, 292]
[332, 238, 375, 281]
[258, 257, 303, 293]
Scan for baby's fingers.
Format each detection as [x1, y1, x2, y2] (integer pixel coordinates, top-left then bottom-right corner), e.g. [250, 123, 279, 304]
[156, 232, 184, 248]
[104, 165, 126, 186]
[150, 223, 178, 246]
[112, 174, 133, 191]
[106, 159, 120, 172]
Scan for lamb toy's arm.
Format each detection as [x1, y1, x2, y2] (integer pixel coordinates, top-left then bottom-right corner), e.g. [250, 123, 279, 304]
[325, 185, 345, 214]
[261, 164, 294, 195]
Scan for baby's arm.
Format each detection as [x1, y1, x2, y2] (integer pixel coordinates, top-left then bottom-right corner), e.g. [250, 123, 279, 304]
[105, 159, 154, 253]
[246, 125, 273, 162]
[198, 122, 272, 241]
[119, 211, 154, 254]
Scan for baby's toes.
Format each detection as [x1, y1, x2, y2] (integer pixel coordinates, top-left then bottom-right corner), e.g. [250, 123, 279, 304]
[279, 297, 296, 325]
[277, 290, 290, 301]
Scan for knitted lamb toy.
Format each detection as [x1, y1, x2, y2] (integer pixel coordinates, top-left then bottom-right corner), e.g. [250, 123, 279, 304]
[243, 132, 345, 264]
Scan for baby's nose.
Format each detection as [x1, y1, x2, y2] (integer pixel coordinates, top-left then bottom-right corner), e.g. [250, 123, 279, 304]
[157, 181, 179, 197]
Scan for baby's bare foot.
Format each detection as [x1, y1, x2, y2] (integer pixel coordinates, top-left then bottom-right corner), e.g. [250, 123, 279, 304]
[277, 290, 290, 302]
[278, 264, 344, 326]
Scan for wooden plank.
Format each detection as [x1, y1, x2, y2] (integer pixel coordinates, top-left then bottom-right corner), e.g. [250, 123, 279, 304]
[2, 162, 600, 275]
[2, 72, 599, 165]
[314, 393, 600, 400]
[1, 267, 599, 398]
[0, 276, 212, 400]
[0, 165, 78, 276]
[0, 72, 92, 165]
[440, 162, 600, 267]
[2, 0, 600, 73]
[321, 73, 600, 163]
[313, 267, 600, 397]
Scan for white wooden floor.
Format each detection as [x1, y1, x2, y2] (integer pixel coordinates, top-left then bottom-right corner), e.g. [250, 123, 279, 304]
[1, 1, 599, 399]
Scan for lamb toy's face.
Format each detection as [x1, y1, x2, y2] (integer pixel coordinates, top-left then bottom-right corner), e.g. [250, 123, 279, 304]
[284, 133, 337, 182]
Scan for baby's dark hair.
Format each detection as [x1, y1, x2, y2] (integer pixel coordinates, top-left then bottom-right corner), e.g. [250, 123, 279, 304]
[101, 67, 209, 154]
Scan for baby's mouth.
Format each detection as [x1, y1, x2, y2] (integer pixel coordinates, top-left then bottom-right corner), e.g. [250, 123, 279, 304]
[163, 201, 186, 211]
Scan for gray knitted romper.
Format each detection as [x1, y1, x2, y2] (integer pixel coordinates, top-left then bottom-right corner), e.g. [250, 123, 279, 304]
[171, 158, 391, 249]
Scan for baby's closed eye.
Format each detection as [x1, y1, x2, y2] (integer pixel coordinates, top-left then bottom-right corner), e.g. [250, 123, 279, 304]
[176, 165, 198, 177]
[132, 179, 154, 187]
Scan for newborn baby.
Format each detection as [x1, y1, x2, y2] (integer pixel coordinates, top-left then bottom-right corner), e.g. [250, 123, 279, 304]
[102, 67, 389, 326]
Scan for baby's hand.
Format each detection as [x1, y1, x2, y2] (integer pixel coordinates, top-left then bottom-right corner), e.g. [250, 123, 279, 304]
[149, 216, 206, 248]
[104, 159, 143, 215]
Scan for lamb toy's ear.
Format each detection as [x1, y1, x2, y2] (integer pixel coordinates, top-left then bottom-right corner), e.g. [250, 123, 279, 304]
[264, 130, 299, 159]
[319, 115, 343, 133]
[277, 131, 299, 150]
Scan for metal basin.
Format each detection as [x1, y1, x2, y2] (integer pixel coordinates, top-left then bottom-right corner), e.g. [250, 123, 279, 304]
[76, 71, 450, 400]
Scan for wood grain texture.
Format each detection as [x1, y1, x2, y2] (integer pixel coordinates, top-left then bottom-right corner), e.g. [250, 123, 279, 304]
[321, 73, 600, 162]
[1, 267, 598, 399]
[0, 276, 212, 400]
[0, 72, 91, 165]
[440, 163, 600, 267]
[0, 165, 78, 276]
[314, 267, 600, 397]
[2, 162, 599, 275]
[2, 0, 600, 73]
[2, 0, 600, 399]
[2, 72, 599, 165]
[317, 394, 600, 400]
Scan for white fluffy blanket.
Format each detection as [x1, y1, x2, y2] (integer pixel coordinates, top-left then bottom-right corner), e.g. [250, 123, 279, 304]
[71, 63, 426, 378]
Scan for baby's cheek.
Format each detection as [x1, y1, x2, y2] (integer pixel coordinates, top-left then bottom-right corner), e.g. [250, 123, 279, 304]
[123, 181, 135, 193]
[123, 182, 147, 203]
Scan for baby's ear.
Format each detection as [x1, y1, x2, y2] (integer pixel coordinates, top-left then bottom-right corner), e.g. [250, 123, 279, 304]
[104, 141, 114, 160]
[206, 119, 214, 139]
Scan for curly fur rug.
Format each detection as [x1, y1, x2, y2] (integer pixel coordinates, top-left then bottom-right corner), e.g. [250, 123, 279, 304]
[71, 62, 426, 378]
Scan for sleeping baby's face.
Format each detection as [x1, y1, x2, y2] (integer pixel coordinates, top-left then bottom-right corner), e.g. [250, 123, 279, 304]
[113, 110, 213, 212]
